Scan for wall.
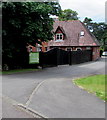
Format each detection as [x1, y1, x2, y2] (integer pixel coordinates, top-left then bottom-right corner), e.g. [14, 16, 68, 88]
[92, 47, 100, 61]
[49, 46, 100, 61]
[49, 46, 92, 51]
[27, 42, 48, 52]
[41, 42, 48, 52]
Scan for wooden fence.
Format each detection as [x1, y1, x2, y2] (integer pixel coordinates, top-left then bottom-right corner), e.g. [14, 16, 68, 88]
[39, 48, 92, 67]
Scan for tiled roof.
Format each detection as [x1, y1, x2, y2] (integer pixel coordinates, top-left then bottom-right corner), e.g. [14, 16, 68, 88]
[55, 26, 65, 35]
[48, 20, 100, 47]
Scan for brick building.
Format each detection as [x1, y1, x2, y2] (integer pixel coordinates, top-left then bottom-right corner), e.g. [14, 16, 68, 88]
[48, 20, 100, 61]
[27, 20, 100, 61]
[27, 41, 48, 53]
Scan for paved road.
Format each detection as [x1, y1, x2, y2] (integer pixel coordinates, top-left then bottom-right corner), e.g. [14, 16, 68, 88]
[2, 96, 34, 118]
[2, 58, 106, 118]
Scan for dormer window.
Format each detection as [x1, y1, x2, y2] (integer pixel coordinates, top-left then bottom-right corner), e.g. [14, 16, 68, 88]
[54, 26, 65, 42]
[56, 33, 63, 41]
[80, 31, 85, 36]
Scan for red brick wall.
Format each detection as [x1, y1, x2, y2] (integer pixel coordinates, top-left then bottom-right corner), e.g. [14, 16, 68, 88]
[28, 45, 100, 61]
[27, 42, 48, 52]
[27, 45, 37, 52]
[49, 46, 90, 51]
[41, 42, 48, 52]
[82, 47, 86, 50]
[92, 47, 100, 61]
[32, 46, 36, 52]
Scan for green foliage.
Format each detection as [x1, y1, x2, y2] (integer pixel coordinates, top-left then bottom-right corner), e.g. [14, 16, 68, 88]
[83, 17, 107, 50]
[102, 31, 107, 50]
[1, 68, 39, 75]
[59, 9, 79, 21]
[83, 17, 93, 31]
[83, 17, 92, 23]
[2, 2, 61, 69]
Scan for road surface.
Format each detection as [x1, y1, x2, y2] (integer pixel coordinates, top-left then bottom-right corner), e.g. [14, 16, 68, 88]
[2, 58, 106, 118]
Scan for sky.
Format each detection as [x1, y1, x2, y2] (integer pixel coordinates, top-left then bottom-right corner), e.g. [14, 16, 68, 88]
[59, 0, 106, 23]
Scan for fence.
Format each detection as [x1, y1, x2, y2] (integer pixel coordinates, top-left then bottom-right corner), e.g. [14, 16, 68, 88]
[71, 50, 92, 65]
[39, 48, 92, 67]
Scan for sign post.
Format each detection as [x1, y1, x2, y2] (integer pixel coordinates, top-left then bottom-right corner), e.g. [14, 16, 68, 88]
[29, 52, 39, 64]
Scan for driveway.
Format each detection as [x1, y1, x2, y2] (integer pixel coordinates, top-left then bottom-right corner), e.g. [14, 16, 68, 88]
[2, 58, 105, 118]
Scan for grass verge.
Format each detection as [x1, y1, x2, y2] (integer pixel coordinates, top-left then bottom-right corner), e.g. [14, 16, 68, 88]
[0, 69, 40, 75]
[73, 75, 107, 101]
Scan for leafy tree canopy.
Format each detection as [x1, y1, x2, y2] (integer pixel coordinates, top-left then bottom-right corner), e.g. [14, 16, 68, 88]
[2, 2, 61, 68]
[58, 9, 79, 21]
[83, 17, 107, 50]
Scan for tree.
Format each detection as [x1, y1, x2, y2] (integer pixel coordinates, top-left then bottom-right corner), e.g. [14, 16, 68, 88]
[58, 9, 79, 21]
[2, 2, 61, 69]
[102, 31, 107, 50]
[83, 17, 93, 31]
[83, 17, 107, 51]
[83, 17, 92, 25]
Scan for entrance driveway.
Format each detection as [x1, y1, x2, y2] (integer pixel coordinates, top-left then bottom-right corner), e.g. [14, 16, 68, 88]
[2, 58, 105, 118]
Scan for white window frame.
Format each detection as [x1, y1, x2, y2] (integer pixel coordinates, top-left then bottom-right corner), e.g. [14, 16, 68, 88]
[29, 47, 32, 52]
[37, 47, 41, 52]
[80, 31, 85, 36]
[66, 47, 72, 51]
[55, 33, 63, 42]
[76, 47, 82, 51]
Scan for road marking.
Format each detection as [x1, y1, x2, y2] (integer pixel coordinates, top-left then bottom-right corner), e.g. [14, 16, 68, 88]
[2, 94, 47, 118]
[25, 79, 48, 107]
[18, 104, 48, 119]
[25, 78, 68, 107]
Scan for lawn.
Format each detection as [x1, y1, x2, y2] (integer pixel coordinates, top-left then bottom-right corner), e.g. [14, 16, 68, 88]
[0, 69, 39, 75]
[73, 75, 107, 101]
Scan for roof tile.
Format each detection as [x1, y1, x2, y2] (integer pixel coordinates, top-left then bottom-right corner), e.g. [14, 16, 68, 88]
[48, 20, 100, 47]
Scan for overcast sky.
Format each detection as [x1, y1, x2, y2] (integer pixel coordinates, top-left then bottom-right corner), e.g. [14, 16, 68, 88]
[59, 0, 106, 23]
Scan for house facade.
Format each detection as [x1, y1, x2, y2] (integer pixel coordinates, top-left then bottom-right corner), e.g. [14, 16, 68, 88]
[27, 41, 48, 53]
[48, 20, 100, 61]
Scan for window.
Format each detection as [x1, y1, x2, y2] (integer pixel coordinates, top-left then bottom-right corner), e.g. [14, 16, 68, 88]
[45, 47, 47, 51]
[56, 33, 63, 40]
[66, 47, 72, 51]
[86, 47, 91, 50]
[76, 47, 82, 51]
[80, 31, 85, 36]
[29, 47, 32, 52]
[37, 47, 41, 52]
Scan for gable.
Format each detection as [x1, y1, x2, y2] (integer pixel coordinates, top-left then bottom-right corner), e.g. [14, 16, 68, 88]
[55, 26, 65, 35]
[49, 20, 100, 47]
[55, 29, 62, 34]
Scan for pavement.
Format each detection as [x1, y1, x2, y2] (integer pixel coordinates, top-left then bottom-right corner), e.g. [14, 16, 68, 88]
[2, 58, 106, 118]
[2, 96, 34, 118]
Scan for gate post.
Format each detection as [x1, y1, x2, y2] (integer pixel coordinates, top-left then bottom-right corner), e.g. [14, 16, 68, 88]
[56, 48, 59, 66]
[39, 52, 44, 69]
[69, 51, 72, 65]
